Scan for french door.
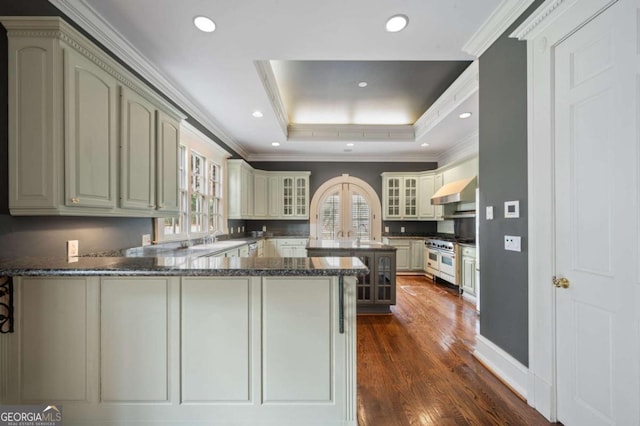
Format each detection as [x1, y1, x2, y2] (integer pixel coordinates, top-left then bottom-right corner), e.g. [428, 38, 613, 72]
[317, 182, 375, 242]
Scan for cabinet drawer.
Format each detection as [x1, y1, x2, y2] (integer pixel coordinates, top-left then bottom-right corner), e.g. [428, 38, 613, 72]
[461, 246, 476, 257]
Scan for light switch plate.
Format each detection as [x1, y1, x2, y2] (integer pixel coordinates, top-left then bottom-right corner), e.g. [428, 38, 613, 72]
[67, 240, 79, 257]
[142, 234, 151, 246]
[486, 206, 494, 220]
[504, 235, 521, 252]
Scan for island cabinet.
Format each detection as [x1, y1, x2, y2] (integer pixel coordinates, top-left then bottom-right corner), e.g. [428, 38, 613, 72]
[3, 17, 185, 217]
[0, 271, 359, 426]
[307, 242, 397, 313]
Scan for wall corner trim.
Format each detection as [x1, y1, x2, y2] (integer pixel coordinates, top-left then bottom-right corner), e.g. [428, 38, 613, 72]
[473, 334, 530, 401]
[462, 0, 537, 56]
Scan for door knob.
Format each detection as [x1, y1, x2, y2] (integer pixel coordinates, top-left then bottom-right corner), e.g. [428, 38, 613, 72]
[553, 276, 570, 288]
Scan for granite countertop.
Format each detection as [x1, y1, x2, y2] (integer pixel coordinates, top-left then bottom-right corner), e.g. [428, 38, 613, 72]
[306, 240, 396, 251]
[0, 256, 367, 277]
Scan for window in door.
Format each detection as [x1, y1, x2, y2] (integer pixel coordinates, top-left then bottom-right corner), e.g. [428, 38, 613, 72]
[310, 175, 382, 242]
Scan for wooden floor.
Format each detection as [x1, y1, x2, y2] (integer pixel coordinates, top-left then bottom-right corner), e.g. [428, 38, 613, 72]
[357, 275, 553, 426]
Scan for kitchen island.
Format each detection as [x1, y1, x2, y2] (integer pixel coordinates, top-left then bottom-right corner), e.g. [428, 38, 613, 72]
[306, 240, 397, 313]
[0, 255, 365, 426]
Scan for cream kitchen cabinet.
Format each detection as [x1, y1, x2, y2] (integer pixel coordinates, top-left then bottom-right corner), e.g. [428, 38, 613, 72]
[418, 173, 444, 220]
[3, 17, 184, 217]
[228, 161, 310, 220]
[155, 111, 181, 214]
[387, 237, 425, 272]
[460, 246, 477, 298]
[276, 238, 308, 257]
[410, 240, 424, 270]
[381, 174, 420, 220]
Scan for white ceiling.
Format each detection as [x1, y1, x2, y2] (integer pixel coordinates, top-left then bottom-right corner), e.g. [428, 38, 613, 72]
[74, 0, 503, 161]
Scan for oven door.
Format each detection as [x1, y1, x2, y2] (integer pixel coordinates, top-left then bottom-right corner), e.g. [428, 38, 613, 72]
[426, 248, 440, 277]
[438, 251, 456, 283]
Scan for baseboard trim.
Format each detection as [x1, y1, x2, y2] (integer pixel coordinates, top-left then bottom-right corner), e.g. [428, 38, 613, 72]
[473, 334, 530, 401]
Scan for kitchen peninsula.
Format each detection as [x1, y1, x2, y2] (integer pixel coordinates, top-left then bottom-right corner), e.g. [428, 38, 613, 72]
[0, 253, 365, 426]
[306, 240, 396, 313]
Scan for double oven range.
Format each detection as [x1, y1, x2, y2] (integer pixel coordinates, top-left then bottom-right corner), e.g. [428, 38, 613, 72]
[425, 238, 457, 285]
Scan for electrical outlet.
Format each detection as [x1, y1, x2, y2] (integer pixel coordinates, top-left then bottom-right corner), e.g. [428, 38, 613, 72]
[242, 226, 245, 232]
[230, 227, 234, 234]
[67, 240, 79, 257]
[262, 225, 267, 232]
[400, 227, 405, 233]
[142, 234, 151, 246]
[504, 235, 521, 252]
[384, 226, 389, 233]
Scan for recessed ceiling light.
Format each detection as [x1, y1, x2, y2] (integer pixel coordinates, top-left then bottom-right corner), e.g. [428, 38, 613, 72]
[421, 143, 429, 147]
[252, 110, 263, 118]
[459, 112, 472, 119]
[386, 14, 408, 33]
[271, 142, 280, 147]
[193, 16, 216, 33]
[358, 81, 368, 88]
[346, 143, 355, 147]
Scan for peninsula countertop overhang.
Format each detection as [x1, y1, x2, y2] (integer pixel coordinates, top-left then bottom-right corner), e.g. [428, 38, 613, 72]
[0, 256, 368, 277]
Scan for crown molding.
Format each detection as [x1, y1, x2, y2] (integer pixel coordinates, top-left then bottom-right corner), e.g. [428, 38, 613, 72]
[245, 153, 439, 162]
[436, 131, 479, 167]
[413, 61, 478, 141]
[181, 122, 232, 159]
[462, 0, 536, 57]
[48, 0, 248, 159]
[510, 0, 572, 40]
[287, 124, 414, 142]
[254, 61, 289, 137]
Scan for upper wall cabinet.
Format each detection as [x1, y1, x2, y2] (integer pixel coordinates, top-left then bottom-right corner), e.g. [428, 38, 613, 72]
[2, 17, 185, 217]
[227, 160, 310, 220]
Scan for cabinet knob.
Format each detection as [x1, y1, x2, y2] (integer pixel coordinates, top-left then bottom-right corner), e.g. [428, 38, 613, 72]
[71, 197, 80, 204]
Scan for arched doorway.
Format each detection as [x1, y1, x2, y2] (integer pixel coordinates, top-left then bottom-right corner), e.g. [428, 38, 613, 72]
[309, 175, 382, 242]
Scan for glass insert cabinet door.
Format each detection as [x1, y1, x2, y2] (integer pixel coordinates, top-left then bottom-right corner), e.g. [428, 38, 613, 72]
[386, 178, 401, 217]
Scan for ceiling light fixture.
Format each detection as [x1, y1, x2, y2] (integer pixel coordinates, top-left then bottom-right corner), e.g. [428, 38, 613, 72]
[385, 14, 409, 33]
[358, 81, 368, 88]
[193, 16, 216, 33]
[421, 143, 429, 147]
[271, 142, 280, 147]
[252, 110, 263, 118]
[459, 112, 472, 119]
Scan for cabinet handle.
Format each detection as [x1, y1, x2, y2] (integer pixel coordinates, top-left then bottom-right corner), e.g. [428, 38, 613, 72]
[71, 197, 80, 204]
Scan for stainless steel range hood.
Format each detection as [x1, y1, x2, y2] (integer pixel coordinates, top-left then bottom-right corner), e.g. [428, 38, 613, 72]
[431, 176, 477, 205]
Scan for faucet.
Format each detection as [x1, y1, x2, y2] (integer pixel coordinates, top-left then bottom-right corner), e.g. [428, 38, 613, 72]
[206, 229, 224, 244]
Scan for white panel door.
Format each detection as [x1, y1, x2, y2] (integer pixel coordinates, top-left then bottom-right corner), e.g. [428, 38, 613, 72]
[554, 2, 639, 424]
[101, 278, 171, 402]
[262, 277, 333, 402]
[181, 277, 252, 402]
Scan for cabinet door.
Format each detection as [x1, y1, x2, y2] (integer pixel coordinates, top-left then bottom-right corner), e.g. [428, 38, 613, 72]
[268, 176, 280, 217]
[65, 50, 117, 209]
[403, 178, 418, 217]
[156, 110, 180, 213]
[120, 87, 156, 210]
[385, 177, 401, 218]
[374, 252, 396, 304]
[282, 177, 294, 216]
[254, 173, 268, 218]
[356, 252, 373, 304]
[394, 244, 410, 271]
[461, 256, 476, 295]
[294, 177, 308, 217]
[410, 240, 424, 270]
[434, 173, 444, 220]
[240, 167, 253, 218]
[418, 175, 435, 219]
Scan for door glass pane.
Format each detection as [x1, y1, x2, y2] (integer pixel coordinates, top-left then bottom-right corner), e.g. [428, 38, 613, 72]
[320, 192, 341, 240]
[352, 192, 370, 242]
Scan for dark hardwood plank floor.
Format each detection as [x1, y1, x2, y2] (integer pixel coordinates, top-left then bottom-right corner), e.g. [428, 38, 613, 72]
[357, 275, 553, 426]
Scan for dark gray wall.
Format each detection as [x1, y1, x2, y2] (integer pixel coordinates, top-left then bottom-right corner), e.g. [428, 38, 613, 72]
[249, 161, 439, 235]
[478, 0, 544, 366]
